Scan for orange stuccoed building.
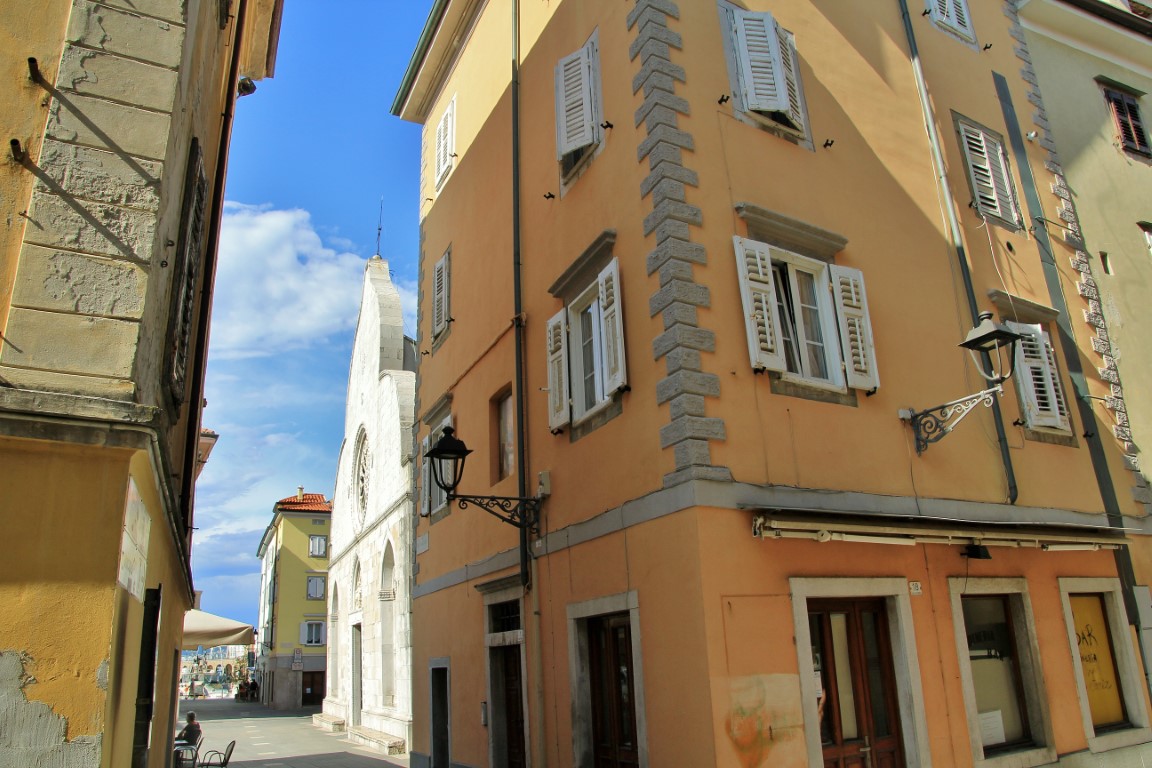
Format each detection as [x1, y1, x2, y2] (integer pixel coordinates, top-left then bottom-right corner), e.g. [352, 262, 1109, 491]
[392, 1, 1152, 766]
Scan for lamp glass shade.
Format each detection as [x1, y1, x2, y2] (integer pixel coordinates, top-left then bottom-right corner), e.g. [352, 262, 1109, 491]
[425, 426, 471, 494]
[959, 311, 1023, 353]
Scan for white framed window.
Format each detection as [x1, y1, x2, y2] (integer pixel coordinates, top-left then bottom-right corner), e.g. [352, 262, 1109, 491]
[306, 575, 326, 600]
[434, 96, 455, 188]
[547, 259, 627, 431]
[309, 535, 327, 558]
[948, 578, 1055, 768]
[718, 3, 807, 137]
[957, 118, 1021, 229]
[301, 620, 326, 646]
[556, 31, 603, 179]
[431, 250, 450, 338]
[733, 236, 879, 392]
[421, 414, 453, 517]
[1006, 321, 1070, 431]
[1059, 578, 1152, 753]
[927, 0, 976, 42]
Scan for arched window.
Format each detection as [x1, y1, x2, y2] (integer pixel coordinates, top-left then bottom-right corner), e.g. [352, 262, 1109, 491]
[352, 560, 363, 611]
[380, 543, 397, 706]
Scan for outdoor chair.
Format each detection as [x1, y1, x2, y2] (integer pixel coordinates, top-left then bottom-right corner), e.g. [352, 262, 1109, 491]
[199, 740, 235, 766]
[173, 731, 203, 768]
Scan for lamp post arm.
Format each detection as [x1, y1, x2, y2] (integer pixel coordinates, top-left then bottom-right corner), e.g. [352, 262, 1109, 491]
[449, 493, 541, 534]
[900, 384, 1004, 455]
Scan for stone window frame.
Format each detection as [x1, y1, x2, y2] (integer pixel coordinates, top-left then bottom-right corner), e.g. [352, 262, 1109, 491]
[947, 577, 1057, 768]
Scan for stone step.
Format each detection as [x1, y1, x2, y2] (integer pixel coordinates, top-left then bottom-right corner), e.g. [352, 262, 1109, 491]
[348, 725, 406, 755]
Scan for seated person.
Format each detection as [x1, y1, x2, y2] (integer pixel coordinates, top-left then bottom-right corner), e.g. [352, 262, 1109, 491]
[175, 711, 202, 744]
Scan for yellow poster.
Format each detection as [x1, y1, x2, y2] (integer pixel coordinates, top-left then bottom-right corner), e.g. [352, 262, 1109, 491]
[1070, 594, 1125, 727]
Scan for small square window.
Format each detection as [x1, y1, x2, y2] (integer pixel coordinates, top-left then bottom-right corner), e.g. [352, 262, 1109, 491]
[1103, 86, 1149, 156]
[306, 576, 326, 600]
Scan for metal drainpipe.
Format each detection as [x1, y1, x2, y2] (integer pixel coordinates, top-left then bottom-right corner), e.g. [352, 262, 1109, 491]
[897, 0, 1018, 504]
[511, 4, 546, 767]
[180, 0, 250, 553]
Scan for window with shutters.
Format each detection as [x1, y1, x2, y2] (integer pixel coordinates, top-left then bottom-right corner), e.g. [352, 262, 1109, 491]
[420, 413, 453, 519]
[1102, 85, 1149, 157]
[717, 3, 809, 141]
[306, 576, 326, 600]
[733, 236, 879, 395]
[431, 250, 451, 340]
[555, 31, 603, 181]
[546, 259, 627, 433]
[955, 117, 1022, 230]
[927, 0, 976, 43]
[167, 139, 208, 407]
[302, 621, 326, 646]
[434, 96, 456, 189]
[1006, 322, 1070, 433]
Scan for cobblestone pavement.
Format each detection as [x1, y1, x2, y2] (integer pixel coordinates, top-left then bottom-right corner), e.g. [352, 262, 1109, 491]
[177, 698, 408, 767]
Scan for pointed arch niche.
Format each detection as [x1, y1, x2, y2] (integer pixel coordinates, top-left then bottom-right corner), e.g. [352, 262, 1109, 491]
[380, 542, 397, 707]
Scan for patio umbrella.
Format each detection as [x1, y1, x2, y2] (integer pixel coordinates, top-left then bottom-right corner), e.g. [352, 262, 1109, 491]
[182, 609, 254, 650]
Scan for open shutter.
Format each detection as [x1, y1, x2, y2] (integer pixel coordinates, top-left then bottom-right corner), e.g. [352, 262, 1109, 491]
[1008, 322, 1069, 430]
[597, 260, 627, 395]
[435, 98, 455, 186]
[555, 41, 597, 158]
[299, 622, 308, 644]
[959, 123, 1019, 226]
[732, 10, 789, 117]
[546, 309, 570, 432]
[432, 253, 450, 336]
[319, 622, 328, 645]
[420, 433, 431, 515]
[829, 265, 879, 391]
[931, 0, 975, 41]
[1107, 90, 1150, 155]
[733, 236, 787, 372]
[775, 25, 805, 132]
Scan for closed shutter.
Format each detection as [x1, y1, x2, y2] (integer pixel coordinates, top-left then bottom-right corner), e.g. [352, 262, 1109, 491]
[829, 265, 879, 391]
[434, 98, 455, 186]
[546, 309, 570, 432]
[1106, 89, 1150, 155]
[959, 122, 1019, 226]
[555, 41, 598, 158]
[420, 434, 431, 516]
[597, 260, 627, 395]
[733, 236, 787, 372]
[432, 252, 450, 337]
[1008, 322, 1069, 430]
[932, 0, 975, 41]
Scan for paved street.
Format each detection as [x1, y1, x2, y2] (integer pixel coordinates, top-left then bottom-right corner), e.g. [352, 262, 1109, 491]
[178, 699, 408, 767]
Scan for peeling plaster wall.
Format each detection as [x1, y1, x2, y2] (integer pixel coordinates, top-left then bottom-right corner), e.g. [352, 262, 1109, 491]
[0, 652, 102, 768]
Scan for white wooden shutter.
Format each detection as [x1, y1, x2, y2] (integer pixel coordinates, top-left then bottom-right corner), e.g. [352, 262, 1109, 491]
[299, 622, 308, 644]
[319, 622, 327, 645]
[959, 123, 1019, 226]
[434, 98, 455, 186]
[829, 265, 879, 391]
[546, 309, 570, 431]
[931, 0, 975, 41]
[1008, 322, 1069, 430]
[555, 41, 598, 158]
[420, 433, 431, 515]
[597, 260, 627, 395]
[432, 253, 450, 336]
[774, 24, 805, 131]
[733, 10, 789, 117]
[733, 236, 787, 372]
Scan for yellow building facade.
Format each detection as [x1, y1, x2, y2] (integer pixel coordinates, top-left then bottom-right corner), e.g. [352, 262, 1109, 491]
[255, 489, 332, 710]
[395, 0, 1152, 766]
[0, 1, 280, 766]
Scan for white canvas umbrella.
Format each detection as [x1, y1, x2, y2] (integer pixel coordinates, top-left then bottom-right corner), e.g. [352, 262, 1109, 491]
[182, 609, 254, 650]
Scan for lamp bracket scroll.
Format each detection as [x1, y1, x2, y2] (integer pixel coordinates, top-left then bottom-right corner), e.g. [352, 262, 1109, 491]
[900, 385, 1004, 455]
[450, 493, 540, 535]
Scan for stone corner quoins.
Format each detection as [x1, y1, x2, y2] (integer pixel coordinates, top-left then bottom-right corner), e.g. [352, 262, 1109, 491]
[627, 0, 730, 483]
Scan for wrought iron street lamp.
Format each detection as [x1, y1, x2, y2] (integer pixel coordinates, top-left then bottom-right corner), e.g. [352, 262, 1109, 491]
[900, 312, 1024, 454]
[425, 427, 541, 533]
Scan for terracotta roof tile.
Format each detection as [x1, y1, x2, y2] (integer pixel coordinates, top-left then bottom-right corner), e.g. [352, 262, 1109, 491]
[274, 492, 331, 513]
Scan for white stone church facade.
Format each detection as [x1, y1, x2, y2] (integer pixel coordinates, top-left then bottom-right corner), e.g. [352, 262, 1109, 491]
[315, 257, 416, 752]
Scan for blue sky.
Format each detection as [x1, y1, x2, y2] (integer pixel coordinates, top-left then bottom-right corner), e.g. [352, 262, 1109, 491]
[191, 1, 433, 627]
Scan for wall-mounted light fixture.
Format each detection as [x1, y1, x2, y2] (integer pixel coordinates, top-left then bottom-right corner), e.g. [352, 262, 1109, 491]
[426, 426, 542, 587]
[899, 311, 1023, 454]
[237, 77, 256, 97]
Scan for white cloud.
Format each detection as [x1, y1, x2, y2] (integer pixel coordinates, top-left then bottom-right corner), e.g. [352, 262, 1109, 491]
[211, 203, 366, 360]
